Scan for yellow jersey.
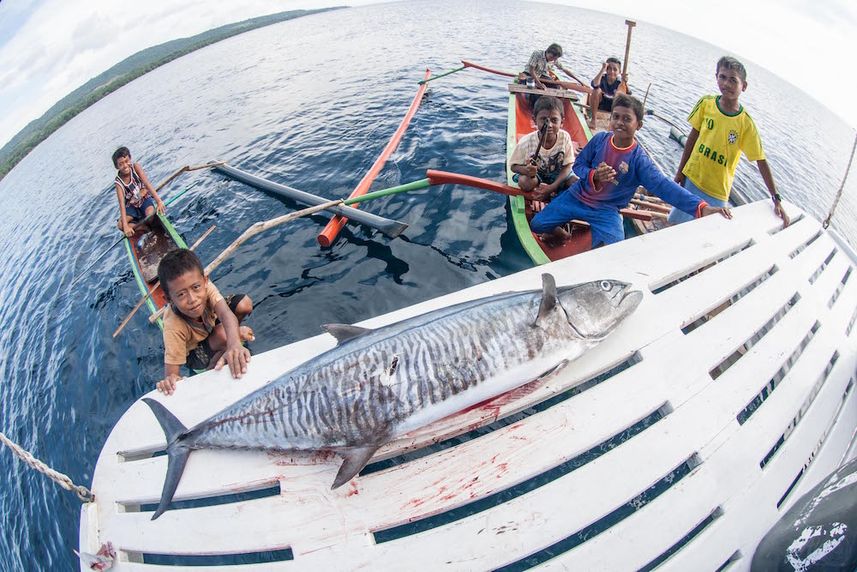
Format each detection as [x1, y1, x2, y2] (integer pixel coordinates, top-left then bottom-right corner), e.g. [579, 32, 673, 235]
[682, 95, 765, 202]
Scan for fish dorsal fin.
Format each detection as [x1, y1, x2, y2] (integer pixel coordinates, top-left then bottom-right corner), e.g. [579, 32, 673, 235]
[332, 445, 381, 489]
[322, 323, 372, 345]
[535, 273, 558, 325]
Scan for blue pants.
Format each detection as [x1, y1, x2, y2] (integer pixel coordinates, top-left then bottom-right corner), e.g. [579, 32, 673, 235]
[667, 178, 726, 224]
[126, 196, 156, 222]
[531, 191, 624, 246]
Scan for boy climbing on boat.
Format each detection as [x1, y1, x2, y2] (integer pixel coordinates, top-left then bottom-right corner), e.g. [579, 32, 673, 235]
[531, 94, 732, 247]
[668, 56, 790, 228]
[112, 146, 166, 237]
[155, 248, 255, 395]
[509, 96, 575, 201]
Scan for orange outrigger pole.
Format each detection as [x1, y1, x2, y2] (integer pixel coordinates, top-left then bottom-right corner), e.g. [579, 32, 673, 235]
[317, 68, 431, 247]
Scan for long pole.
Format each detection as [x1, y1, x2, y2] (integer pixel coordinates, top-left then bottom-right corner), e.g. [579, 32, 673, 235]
[621, 20, 637, 91]
[317, 68, 432, 247]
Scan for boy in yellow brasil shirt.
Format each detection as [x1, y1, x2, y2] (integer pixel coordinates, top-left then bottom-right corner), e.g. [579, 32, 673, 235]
[668, 56, 789, 228]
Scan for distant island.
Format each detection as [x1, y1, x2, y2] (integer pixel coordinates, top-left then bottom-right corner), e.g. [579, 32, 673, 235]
[0, 7, 343, 181]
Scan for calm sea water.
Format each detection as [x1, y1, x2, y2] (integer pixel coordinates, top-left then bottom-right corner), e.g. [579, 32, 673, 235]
[1, 1, 855, 569]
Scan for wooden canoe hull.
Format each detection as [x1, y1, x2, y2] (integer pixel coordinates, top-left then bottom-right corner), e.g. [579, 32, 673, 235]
[124, 214, 188, 329]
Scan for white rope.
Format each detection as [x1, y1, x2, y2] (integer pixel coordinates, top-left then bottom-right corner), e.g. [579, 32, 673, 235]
[0, 431, 94, 502]
[823, 132, 857, 229]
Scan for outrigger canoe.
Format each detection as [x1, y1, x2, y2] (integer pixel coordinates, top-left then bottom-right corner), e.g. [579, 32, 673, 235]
[123, 213, 188, 329]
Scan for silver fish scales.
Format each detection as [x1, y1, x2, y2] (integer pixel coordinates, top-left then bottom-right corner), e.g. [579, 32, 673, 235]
[143, 273, 642, 519]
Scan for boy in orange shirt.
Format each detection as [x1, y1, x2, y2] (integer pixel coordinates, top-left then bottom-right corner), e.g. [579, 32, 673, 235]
[155, 249, 254, 395]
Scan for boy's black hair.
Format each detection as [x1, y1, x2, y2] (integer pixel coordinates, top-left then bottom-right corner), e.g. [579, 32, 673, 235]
[717, 56, 747, 82]
[612, 93, 644, 122]
[157, 248, 205, 298]
[112, 146, 131, 168]
[533, 95, 564, 119]
[606, 56, 621, 66]
[546, 43, 563, 58]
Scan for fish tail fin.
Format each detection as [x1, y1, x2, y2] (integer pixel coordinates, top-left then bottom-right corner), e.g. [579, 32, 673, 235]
[142, 398, 191, 520]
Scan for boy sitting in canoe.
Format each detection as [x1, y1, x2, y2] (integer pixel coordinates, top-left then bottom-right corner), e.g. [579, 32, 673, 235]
[112, 146, 166, 237]
[531, 94, 732, 247]
[668, 56, 789, 228]
[520, 43, 578, 90]
[155, 248, 254, 395]
[509, 96, 575, 202]
[588, 57, 626, 128]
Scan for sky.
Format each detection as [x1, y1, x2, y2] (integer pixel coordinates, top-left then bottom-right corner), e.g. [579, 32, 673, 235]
[0, 0, 855, 150]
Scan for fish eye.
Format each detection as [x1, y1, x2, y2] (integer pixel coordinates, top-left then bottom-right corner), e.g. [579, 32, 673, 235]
[600, 280, 612, 291]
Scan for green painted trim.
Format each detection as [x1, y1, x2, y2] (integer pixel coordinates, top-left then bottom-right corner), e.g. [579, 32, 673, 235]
[124, 237, 163, 329]
[157, 213, 189, 249]
[505, 93, 550, 266]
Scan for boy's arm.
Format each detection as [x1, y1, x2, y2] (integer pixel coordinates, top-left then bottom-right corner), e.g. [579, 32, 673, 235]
[756, 159, 790, 227]
[571, 135, 599, 187]
[134, 162, 166, 214]
[591, 62, 607, 89]
[674, 128, 700, 184]
[115, 184, 133, 237]
[638, 150, 710, 216]
[213, 298, 250, 378]
[156, 363, 183, 396]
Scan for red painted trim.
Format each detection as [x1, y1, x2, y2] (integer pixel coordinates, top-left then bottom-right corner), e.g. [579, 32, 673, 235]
[426, 170, 524, 196]
[317, 68, 432, 247]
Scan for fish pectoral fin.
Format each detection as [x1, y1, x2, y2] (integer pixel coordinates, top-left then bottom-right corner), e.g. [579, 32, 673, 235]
[534, 273, 558, 325]
[332, 445, 381, 489]
[536, 359, 569, 382]
[322, 323, 372, 345]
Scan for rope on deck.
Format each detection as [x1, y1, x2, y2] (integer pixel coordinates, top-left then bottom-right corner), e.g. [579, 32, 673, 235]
[0, 431, 94, 502]
[823, 132, 857, 229]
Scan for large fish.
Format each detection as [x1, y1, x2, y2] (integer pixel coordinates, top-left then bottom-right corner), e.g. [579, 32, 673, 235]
[143, 273, 642, 519]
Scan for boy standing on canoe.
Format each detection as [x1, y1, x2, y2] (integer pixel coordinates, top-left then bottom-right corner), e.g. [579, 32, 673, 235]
[531, 94, 732, 246]
[155, 249, 254, 395]
[112, 146, 166, 237]
[668, 56, 789, 227]
[509, 96, 575, 201]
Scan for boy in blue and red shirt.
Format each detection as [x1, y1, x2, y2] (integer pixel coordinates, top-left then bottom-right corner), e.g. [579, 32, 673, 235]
[531, 94, 732, 247]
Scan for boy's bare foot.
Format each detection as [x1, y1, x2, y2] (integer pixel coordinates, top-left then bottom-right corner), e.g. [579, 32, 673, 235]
[540, 228, 572, 247]
[239, 326, 255, 343]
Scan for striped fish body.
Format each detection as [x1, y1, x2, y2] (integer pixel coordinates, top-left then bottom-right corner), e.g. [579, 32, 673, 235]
[143, 273, 641, 518]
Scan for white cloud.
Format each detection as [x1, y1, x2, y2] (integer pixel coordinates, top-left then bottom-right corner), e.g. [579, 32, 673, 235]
[0, 0, 855, 148]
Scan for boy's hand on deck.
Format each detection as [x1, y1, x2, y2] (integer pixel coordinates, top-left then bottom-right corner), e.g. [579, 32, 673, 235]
[122, 224, 134, 237]
[774, 202, 790, 228]
[156, 200, 166, 214]
[701, 205, 733, 220]
[216, 343, 251, 379]
[156, 373, 183, 396]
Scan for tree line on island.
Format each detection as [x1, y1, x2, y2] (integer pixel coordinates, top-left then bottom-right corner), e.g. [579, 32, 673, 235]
[0, 7, 342, 181]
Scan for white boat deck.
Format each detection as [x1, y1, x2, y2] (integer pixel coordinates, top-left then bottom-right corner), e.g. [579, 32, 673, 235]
[80, 200, 857, 570]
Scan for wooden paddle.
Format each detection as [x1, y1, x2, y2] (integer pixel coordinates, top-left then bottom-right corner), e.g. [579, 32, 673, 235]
[620, 20, 637, 93]
[112, 224, 217, 337]
[530, 120, 549, 165]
